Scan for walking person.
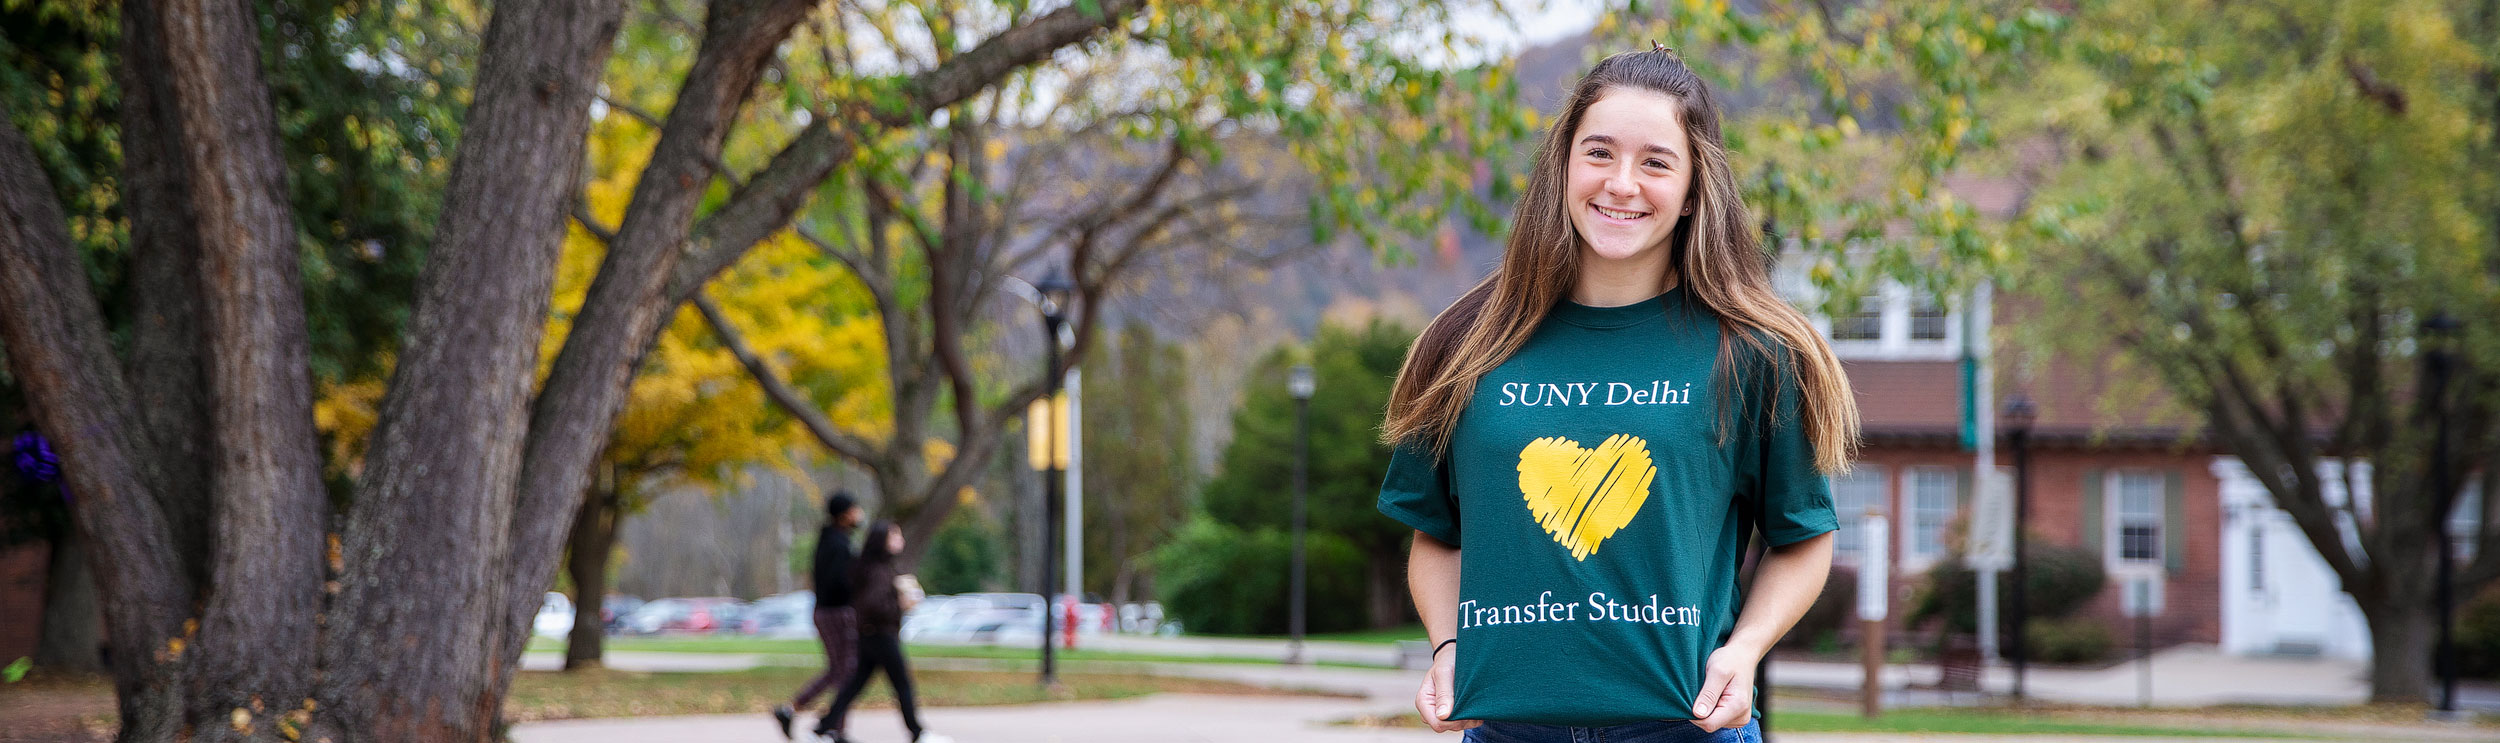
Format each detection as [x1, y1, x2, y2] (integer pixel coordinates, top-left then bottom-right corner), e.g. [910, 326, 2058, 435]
[822, 520, 948, 743]
[776, 493, 865, 738]
[1377, 46, 1857, 742]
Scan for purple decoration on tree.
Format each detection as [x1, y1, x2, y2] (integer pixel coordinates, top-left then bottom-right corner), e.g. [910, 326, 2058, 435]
[12, 431, 61, 484]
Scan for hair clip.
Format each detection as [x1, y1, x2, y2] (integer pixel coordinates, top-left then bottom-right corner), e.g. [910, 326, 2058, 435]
[1651, 40, 1675, 55]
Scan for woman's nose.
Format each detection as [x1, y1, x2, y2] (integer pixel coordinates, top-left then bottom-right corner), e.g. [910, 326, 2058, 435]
[1605, 170, 1639, 197]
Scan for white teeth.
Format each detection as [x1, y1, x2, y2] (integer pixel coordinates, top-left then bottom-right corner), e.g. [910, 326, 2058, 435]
[1594, 205, 1647, 220]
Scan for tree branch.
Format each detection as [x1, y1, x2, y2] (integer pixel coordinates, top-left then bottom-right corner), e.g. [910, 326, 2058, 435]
[666, 0, 1150, 305]
[0, 101, 192, 727]
[693, 290, 886, 465]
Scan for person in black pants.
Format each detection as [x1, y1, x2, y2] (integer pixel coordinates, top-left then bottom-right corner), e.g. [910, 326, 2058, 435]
[824, 519, 945, 743]
[776, 493, 863, 739]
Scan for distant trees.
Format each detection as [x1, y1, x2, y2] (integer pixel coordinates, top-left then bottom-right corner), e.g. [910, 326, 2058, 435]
[1164, 319, 1419, 632]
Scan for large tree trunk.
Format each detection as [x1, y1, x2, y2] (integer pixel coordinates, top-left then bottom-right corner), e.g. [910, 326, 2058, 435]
[114, 0, 213, 591]
[2359, 598, 2438, 703]
[33, 535, 103, 674]
[1365, 554, 1405, 630]
[0, 100, 194, 743]
[154, 0, 331, 735]
[564, 479, 620, 671]
[494, 0, 819, 708]
[311, 0, 628, 737]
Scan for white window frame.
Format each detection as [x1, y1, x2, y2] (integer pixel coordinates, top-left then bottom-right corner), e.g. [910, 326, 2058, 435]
[1830, 465, 1890, 568]
[2106, 470, 2165, 575]
[1903, 466, 1958, 569]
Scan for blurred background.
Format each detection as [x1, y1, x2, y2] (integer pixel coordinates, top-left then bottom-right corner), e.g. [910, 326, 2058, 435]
[1, 0, 2496, 738]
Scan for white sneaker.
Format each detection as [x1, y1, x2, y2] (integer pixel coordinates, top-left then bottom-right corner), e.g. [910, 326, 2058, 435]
[916, 734, 955, 743]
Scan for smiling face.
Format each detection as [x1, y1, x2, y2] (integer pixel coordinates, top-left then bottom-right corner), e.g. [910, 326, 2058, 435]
[1564, 88, 1695, 269]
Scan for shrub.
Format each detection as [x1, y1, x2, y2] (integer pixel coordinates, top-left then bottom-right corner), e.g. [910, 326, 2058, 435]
[2027, 615, 2114, 664]
[1153, 517, 1367, 635]
[919, 509, 1004, 595]
[1908, 537, 2107, 649]
[2457, 581, 2500, 679]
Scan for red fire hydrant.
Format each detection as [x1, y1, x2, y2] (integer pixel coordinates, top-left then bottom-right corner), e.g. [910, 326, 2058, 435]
[1062, 597, 1080, 650]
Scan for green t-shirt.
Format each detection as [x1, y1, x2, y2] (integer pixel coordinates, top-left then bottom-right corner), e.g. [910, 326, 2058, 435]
[1377, 287, 1836, 726]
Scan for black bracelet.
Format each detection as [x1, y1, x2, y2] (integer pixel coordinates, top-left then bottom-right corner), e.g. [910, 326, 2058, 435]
[1433, 638, 1458, 657]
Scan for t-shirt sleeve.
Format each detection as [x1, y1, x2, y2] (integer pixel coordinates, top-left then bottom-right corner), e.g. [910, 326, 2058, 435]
[1377, 438, 1461, 547]
[1749, 346, 1838, 547]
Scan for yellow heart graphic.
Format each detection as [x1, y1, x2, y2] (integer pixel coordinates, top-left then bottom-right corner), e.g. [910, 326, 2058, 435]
[1517, 434, 1658, 561]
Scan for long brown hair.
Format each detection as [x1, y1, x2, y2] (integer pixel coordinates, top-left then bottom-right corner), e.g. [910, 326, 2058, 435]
[1383, 48, 1859, 474]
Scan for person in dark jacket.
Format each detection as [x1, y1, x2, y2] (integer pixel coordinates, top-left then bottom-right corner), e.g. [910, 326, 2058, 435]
[776, 493, 864, 739]
[823, 519, 946, 743]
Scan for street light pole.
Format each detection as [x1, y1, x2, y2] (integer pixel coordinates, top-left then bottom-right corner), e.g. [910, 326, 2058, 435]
[2002, 395, 2037, 702]
[2423, 312, 2462, 715]
[1288, 364, 1316, 666]
[1033, 268, 1073, 688]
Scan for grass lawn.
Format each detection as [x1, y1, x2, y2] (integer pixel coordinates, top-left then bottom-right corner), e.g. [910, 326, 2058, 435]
[529, 635, 1385, 669]
[1204, 624, 1427, 645]
[506, 666, 1349, 722]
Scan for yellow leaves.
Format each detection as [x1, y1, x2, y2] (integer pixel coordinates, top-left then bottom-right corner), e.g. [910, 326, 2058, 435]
[313, 375, 385, 478]
[231, 708, 252, 735]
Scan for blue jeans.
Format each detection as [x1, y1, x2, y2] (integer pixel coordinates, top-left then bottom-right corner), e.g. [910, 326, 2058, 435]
[1463, 718, 1760, 743]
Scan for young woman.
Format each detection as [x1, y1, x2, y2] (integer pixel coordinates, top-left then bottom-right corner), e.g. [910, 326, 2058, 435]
[1377, 48, 1857, 742]
[821, 520, 943, 743]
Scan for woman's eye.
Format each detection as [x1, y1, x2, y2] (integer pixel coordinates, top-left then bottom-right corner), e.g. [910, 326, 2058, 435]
[1646, 159, 1669, 170]
[1585, 148, 1611, 159]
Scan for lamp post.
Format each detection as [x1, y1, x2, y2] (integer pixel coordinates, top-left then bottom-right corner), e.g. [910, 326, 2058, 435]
[2001, 395, 2037, 701]
[1287, 363, 1316, 665]
[2422, 312, 2462, 715]
[1033, 267, 1073, 687]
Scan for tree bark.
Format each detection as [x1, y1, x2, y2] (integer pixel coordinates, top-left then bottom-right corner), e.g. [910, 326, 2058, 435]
[313, 0, 627, 738]
[115, 0, 213, 590]
[563, 479, 618, 671]
[0, 102, 192, 743]
[497, 0, 821, 705]
[1366, 554, 1405, 630]
[154, 0, 330, 734]
[2359, 599, 2437, 703]
[33, 534, 104, 674]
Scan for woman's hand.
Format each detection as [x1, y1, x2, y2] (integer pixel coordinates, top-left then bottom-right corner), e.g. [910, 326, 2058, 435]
[1415, 645, 1480, 733]
[1688, 644, 1759, 732]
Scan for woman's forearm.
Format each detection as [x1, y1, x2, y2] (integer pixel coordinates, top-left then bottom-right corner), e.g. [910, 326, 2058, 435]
[1409, 530, 1462, 645]
[1724, 531, 1835, 657]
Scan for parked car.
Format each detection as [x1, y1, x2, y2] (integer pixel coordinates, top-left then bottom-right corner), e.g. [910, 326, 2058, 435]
[601, 594, 645, 635]
[668, 597, 744, 633]
[620, 598, 691, 635]
[621, 597, 740, 634]
[741, 590, 817, 638]
[532, 592, 574, 638]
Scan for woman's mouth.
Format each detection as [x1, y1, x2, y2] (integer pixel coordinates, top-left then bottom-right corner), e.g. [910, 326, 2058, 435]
[1591, 204, 1649, 221]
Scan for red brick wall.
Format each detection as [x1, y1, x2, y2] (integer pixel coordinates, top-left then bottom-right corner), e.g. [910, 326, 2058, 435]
[0, 541, 48, 662]
[1840, 442, 2222, 650]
